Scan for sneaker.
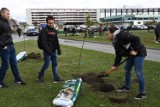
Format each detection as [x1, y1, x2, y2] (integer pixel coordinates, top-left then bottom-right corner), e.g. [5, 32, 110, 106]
[36, 76, 44, 83]
[15, 80, 26, 85]
[134, 93, 146, 100]
[117, 86, 130, 92]
[53, 78, 64, 83]
[155, 41, 159, 43]
[0, 83, 9, 88]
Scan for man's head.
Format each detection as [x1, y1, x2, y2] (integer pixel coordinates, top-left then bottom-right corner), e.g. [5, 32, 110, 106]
[107, 25, 119, 41]
[0, 7, 10, 20]
[46, 15, 55, 28]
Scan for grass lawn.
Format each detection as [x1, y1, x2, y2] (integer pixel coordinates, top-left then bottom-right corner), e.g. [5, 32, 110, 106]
[58, 30, 160, 49]
[0, 40, 160, 107]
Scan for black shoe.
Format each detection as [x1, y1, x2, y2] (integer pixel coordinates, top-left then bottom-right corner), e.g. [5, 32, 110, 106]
[36, 76, 44, 83]
[53, 78, 64, 83]
[117, 86, 130, 92]
[0, 83, 9, 88]
[134, 93, 146, 100]
[15, 80, 26, 85]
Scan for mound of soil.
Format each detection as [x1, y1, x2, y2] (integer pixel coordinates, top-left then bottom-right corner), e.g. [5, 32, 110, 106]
[27, 52, 41, 59]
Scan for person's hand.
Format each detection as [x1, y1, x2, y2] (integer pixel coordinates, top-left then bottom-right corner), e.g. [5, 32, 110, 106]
[3, 46, 7, 50]
[12, 29, 16, 32]
[130, 51, 137, 56]
[111, 66, 117, 71]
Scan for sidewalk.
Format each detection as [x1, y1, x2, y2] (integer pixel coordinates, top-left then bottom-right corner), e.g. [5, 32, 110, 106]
[59, 39, 160, 62]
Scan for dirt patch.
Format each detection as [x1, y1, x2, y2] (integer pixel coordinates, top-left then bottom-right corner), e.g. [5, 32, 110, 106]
[72, 72, 128, 104]
[27, 52, 41, 60]
[72, 72, 115, 92]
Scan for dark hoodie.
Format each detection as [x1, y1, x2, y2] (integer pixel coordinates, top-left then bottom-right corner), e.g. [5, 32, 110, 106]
[113, 31, 147, 66]
[155, 23, 160, 33]
[39, 25, 61, 55]
[0, 15, 13, 48]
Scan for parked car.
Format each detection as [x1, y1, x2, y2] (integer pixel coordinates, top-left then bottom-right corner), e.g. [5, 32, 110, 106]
[23, 25, 36, 34]
[90, 25, 99, 32]
[138, 25, 148, 30]
[26, 28, 39, 36]
[132, 25, 148, 30]
[150, 25, 156, 29]
[120, 25, 128, 30]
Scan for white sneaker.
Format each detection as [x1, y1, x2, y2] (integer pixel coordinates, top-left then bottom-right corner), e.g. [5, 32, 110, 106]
[134, 93, 146, 100]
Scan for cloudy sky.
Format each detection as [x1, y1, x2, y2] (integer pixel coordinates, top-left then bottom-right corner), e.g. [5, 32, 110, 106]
[0, 0, 159, 22]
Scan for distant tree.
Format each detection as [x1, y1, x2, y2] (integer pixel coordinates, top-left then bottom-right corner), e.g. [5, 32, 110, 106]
[144, 20, 157, 25]
[85, 14, 94, 28]
[84, 14, 95, 37]
[151, 19, 158, 25]
[105, 21, 111, 26]
[22, 23, 28, 29]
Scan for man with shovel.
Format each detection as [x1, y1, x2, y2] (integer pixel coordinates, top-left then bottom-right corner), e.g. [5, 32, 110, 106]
[107, 25, 147, 100]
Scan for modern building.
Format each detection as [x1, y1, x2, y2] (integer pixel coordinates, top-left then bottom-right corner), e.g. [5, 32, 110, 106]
[26, 7, 160, 26]
[100, 7, 160, 25]
[101, 14, 160, 25]
[26, 8, 101, 25]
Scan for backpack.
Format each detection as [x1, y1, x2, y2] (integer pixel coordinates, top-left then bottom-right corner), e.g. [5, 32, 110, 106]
[37, 28, 48, 50]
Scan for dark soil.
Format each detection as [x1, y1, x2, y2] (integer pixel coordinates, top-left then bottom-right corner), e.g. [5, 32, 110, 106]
[72, 72, 115, 93]
[72, 72, 128, 103]
[27, 52, 41, 60]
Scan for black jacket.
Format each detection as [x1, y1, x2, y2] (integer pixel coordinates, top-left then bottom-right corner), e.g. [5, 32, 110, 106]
[155, 23, 160, 33]
[113, 31, 147, 66]
[39, 26, 61, 55]
[0, 16, 13, 48]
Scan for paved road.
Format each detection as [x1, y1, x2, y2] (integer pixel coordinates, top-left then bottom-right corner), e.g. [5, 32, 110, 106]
[12, 35, 160, 62]
[59, 39, 160, 62]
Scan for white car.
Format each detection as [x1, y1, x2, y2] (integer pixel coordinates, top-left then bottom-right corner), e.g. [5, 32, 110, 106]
[137, 25, 148, 30]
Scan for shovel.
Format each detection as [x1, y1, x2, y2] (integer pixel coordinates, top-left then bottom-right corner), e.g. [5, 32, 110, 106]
[97, 58, 128, 78]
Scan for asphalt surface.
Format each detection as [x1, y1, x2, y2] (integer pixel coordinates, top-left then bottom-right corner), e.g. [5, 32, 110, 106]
[13, 34, 160, 62]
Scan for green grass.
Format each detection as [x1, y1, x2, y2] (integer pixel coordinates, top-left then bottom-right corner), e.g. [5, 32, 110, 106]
[58, 30, 160, 49]
[0, 40, 160, 107]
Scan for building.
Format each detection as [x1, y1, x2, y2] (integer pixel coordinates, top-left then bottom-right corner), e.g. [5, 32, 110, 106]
[101, 14, 160, 25]
[100, 7, 160, 25]
[26, 7, 160, 26]
[26, 8, 101, 25]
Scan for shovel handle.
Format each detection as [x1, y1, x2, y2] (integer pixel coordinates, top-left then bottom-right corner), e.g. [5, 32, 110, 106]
[107, 69, 113, 75]
[106, 57, 128, 75]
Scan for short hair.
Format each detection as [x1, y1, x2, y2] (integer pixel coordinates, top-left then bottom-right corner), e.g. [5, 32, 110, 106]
[108, 25, 119, 33]
[0, 7, 9, 14]
[46, 15, 55, 23]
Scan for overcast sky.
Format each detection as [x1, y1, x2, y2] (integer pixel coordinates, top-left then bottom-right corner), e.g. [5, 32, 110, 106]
[0, 0, 160, 22]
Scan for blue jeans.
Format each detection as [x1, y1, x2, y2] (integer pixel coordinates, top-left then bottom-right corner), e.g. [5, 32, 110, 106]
[38, 51, 60, 80]
[0, 45, 21, 85]
[124, 56, 145, 93]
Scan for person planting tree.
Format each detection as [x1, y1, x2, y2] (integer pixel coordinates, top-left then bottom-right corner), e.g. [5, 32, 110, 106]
[106, 25, 147, 100]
